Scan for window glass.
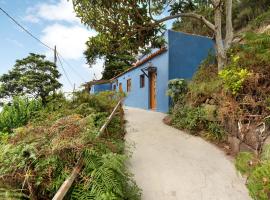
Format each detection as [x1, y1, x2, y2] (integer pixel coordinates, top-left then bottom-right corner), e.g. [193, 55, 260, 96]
[140, 74, 145, 88]
[127, 79, 131, 92]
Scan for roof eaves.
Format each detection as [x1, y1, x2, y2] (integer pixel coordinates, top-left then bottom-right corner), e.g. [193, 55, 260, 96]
[110, 47, 167, 81]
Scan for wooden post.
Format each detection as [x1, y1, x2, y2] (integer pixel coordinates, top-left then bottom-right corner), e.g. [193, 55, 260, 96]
[97, 100, 122, 137]
[52, 161, 82, 200]
[52, 99, 123, 200]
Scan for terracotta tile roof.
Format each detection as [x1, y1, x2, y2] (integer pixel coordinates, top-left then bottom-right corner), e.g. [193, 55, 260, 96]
[83, 79, 112, 87]
[110, 47, 167, 81]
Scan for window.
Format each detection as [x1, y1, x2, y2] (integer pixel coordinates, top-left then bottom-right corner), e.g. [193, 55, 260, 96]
[140, 74, 145, 88]
[113, 85, 116, 91]
[127, 79, 131, 92]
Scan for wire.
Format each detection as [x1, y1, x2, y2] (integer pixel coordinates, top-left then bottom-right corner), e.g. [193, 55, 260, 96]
[0, 7, 54, 51]
[56, 53, 74, 88]
[57, 52, 87, 82]
[0, 6, 86, 88]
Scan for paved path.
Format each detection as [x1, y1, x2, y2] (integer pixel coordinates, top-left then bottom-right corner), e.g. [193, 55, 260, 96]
[125, 107, 251, 200]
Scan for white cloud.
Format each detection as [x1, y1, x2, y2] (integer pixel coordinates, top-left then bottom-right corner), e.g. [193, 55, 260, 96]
[24, 0, 79, 24]
[23, 14, 40, 23]
[41, 23, 96, 60]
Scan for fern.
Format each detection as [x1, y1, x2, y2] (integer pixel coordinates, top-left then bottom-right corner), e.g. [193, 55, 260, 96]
[71, 150, 141, 200]
[0, 188, 28, 200]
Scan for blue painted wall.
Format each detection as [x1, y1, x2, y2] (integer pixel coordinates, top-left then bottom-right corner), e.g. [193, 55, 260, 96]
[168, 30, 214, 80]
[92, 30, 214, 113]
[90, 83, 112, 94]
[112, 51, 169, 112]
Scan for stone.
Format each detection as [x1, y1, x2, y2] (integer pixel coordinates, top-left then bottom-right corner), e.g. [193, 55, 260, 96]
[239, 143, 258, 155]
[243, 131, 259, 150]
[228, 136, 240, 155]
[163, 115, 172, 126]
[208, 98, 216, 105]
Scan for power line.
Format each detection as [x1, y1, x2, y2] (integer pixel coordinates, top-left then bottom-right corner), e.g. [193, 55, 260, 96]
[57, 52, 87, 82]
[0, 7, 54, 51]
[0, 6, 87, 88]
[56, 53, 74, 88]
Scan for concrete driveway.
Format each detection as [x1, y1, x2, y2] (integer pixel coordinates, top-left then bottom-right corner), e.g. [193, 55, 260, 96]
[125, 107, 251, 200]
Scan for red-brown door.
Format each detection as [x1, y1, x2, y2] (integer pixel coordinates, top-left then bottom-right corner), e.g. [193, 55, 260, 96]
[119, 83, 123, 92]
[149, 72, 157, 110]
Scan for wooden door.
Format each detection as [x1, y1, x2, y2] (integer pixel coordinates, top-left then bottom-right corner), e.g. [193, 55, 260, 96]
[149, 72, 157, 110]
[119, 83, 123, 92]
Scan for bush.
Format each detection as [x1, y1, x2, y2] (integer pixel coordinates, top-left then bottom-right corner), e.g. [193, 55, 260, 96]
[171, 104, 206, 133]
[0, 97, 42, 133]
[0, 91, 140, 199]
[235, 152, 256, 175]
[204, 122, 226, 142]
[219, 56, 251, 95]
[167, 79, 188, 105]
[247, 162, 270, 200]
[188, 63, 222, 104]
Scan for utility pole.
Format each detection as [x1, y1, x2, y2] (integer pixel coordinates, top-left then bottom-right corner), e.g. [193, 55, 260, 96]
[54, 45, 57, 65]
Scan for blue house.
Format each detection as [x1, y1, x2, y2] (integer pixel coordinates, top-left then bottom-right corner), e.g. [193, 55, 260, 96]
[89, 30, 214, 113]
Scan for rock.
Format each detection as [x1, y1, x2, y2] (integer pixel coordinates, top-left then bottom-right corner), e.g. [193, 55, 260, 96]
[163, 116, 172, 126]
[239, 143, 258, 155]
[228, 136, 240, 155]
[243, 131, 259, 150]
[208, 99, 216, 105]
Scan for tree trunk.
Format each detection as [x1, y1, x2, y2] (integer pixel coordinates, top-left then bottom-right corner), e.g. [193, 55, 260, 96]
[224, 0, 233, 51]
[213, 0, 226, 71]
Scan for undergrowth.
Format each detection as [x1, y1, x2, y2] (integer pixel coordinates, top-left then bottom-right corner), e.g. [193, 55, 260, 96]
[0, 91, 140, 199]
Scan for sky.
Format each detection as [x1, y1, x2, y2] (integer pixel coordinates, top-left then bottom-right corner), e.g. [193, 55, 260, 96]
[0, 0, 104, 92]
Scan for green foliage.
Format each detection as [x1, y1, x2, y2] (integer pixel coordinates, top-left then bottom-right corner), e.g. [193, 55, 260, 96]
[171, 104, 206, 133]
[233, 0, 270, 30]
[249, 8, 270, 29]
[167, 79, 188, 105]
[205, 122, 226, 142]
[84, 33, 135, 79]
[261, 144, 270, 161]
[0, 188, 28, 200]
[0, 97, 42, 133]
[242, 32, 270, 63]
[0, 91, 140, 199]
[172, 1, 214, 37]
[0, 53, 62, 105]
[235, 152, 256, 175]
[219, 56, 251, 95]
[188, 56, 222, 103]
[247, 162, 270, 200]
[235, 149, 270, 200]
[71, 150, 141, 200]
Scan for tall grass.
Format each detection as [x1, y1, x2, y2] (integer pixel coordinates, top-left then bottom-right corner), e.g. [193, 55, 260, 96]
[0, 97, 42, 133]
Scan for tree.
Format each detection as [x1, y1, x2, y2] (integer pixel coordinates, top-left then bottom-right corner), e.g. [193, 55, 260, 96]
[84, 33, 136, 79]
[0, 53, 62, 105]
[72, 0, 233, 71]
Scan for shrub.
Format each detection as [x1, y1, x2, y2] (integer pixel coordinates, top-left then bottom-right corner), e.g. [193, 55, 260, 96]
[167, 79, 188, 105]
[247, 162, 270, 200]
[235, 152, 256, 175]
[188, 63, 222, 104]
[0, 97, 42, 133]
[171, 104, 206, 133]
[261, 144, 270, 161]
[219, 56, 251, 95]
[0, 91, 140, 199]
[204, 122, 226, 142]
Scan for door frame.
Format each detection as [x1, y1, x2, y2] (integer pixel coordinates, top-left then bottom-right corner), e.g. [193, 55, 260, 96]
[149, 71, 157, 110]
